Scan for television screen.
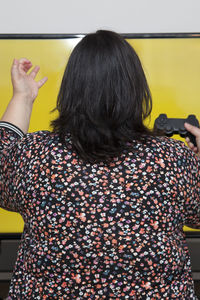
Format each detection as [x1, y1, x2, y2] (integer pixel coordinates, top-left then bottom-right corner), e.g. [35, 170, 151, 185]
[0, 34, 200, 233]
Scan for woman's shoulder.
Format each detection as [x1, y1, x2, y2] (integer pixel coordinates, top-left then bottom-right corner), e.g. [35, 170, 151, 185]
[18, 130, 63, 152]
[144, 135, 186, 150]
[23, 130, 59, 142]
[134, 135, 190, 161]
[143, 135, 198, 162]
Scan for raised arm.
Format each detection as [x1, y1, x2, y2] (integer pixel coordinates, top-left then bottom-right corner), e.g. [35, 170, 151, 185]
[1, 58, 48, 133]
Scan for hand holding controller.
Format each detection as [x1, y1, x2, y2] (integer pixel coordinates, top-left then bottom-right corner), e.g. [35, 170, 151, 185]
[184, 122, 200, 156]
[154, 114, 200, 149]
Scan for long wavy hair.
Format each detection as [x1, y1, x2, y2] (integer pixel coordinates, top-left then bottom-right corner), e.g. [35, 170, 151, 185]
[51, 30, 153, 163]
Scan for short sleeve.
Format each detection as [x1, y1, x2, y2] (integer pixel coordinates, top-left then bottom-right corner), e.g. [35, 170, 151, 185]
[179, 142, 200, 228]
[0, 121, 25, 213]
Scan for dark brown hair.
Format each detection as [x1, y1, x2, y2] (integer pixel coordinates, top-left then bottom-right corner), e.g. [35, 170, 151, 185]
[51, 30, 153, 163]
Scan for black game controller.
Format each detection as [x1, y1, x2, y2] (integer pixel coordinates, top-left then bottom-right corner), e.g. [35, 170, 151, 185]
[154, 114, 199, 146]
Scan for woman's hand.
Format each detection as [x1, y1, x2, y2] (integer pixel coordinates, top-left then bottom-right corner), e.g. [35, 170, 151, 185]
[184, 122, 200, 157]
[1, 58, 48, 133]
[11, 58, 48, 103]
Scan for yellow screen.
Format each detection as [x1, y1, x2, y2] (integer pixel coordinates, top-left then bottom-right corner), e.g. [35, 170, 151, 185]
[0, 36, 199, 233]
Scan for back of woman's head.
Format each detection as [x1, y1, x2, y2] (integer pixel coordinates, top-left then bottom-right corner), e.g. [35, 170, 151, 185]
[51, 30, 153, 163]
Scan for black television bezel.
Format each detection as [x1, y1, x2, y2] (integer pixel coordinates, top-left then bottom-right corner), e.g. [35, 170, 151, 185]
[0, 32, 200, 39]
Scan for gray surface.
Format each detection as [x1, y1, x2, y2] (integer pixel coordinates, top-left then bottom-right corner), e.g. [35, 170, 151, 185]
[0, 240, 20, 272]
[0, 272, 12, 280]
[187, 238, 200, 272]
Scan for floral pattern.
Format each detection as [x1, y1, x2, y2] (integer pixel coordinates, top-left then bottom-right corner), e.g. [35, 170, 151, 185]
[0, 122, 199, 299]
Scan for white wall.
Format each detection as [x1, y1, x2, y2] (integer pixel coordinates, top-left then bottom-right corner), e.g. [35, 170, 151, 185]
[0, 0, 200, 34]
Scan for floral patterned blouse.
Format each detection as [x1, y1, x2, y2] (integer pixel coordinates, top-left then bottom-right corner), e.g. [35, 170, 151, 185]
[0, 121, 200, 299]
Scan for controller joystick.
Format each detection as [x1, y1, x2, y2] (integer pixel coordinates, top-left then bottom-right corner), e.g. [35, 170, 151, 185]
[157, 114, 167, 128]
[154, 114, 199, 147]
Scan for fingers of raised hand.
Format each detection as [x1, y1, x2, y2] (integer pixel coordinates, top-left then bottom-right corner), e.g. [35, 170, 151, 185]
[29, 65, 40, 79]
[11, 59, 20, 75]
[37, 76, 48, 88]
[18, 58, 32, 74]
[12, 58, 19, 67]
